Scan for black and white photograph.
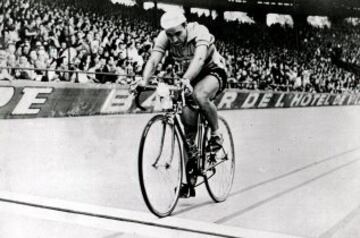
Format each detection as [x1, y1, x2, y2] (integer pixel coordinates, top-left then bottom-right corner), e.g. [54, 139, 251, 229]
[0, 0, 360, 237]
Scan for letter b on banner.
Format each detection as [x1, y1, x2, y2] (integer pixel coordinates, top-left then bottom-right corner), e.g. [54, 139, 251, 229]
[101, 89, 134, 113]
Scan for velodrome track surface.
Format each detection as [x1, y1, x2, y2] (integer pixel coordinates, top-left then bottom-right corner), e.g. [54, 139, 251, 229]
[0, 106, 360, 238]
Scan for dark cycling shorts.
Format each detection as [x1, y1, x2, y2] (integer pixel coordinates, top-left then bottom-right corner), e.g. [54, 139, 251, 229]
[190, 67, 227, 96]
[186, 67, 227, 110]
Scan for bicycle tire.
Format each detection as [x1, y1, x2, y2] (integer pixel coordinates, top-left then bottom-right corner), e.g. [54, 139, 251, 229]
[138, 115, 183, 217]
[203, 116, 235, 202]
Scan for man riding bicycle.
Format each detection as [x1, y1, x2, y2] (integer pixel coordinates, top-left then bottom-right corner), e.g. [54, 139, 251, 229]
[138, 11, 228, 197]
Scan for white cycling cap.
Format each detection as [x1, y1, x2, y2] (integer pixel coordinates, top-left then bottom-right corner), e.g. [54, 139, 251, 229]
[160, 11, 186, 30]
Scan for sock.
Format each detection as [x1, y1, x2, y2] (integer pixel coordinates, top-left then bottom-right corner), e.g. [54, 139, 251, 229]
[211, 129, 220, 137]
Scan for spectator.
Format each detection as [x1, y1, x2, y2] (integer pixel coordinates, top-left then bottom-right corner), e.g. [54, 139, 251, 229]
[0, 50, 13, 80]
[14, 55, 35, 80]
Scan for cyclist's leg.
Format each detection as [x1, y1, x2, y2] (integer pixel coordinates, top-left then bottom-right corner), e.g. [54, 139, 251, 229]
[181, 106, 199, 169]
[180, 106, 198, 198]
[180, 106, 198, 144]
[180, 106, 200, 172]
[192, 75, 219, 133]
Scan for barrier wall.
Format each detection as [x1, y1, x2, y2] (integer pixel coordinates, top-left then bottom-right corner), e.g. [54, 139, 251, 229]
[0, 80, 360, 119]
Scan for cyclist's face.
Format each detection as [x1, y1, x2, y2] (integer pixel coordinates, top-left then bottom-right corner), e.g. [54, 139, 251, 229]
[165, 25, 186, 46]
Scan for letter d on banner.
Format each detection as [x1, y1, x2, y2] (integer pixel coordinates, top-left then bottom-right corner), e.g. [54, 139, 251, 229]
[0, 87, 15, 107]
[241, 92, 259, 109]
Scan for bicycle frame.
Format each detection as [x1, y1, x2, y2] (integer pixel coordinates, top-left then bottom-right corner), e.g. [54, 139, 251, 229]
[163, 111, 208, 186]
[174, 111, 230, 183]
[136, 84, 229, 186]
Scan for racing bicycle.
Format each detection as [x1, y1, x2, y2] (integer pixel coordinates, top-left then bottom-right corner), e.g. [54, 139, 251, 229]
[134, 80, 235, 217]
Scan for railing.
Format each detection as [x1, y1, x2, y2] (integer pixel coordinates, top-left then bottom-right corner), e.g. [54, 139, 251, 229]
[0, 66, 288, 87]
[0, 66, 184, 83]
[1, 66, 359, 94]
[0, 66, 137, 83]
[0, 66, 275, 88]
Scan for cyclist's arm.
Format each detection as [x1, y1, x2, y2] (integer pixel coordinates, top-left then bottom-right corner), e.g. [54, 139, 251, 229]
[183, 24, 211, 81]
[142, 31, 168, 84]
[142, 51, 164, 84]
[183, 45, 208, 81]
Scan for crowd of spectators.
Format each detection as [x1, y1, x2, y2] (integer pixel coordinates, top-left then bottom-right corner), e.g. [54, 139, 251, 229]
[0, 0, 359, 94]
[0, 0, 158, 84]
[214, 22, 360, 93]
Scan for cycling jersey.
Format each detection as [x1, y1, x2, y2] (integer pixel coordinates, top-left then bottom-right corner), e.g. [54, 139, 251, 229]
[152, 22, 227, 75]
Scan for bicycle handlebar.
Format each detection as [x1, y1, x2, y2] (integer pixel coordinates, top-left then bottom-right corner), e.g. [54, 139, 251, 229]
[133, 84, 185, 111]
[136, 84, 183, 92]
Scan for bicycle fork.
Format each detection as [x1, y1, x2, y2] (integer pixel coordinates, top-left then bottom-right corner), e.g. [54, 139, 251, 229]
[152, 114, 176, 169]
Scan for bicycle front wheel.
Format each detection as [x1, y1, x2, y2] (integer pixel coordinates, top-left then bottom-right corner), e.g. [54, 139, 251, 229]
[138, 115, 183, 217]
[203, 116, 235, 202]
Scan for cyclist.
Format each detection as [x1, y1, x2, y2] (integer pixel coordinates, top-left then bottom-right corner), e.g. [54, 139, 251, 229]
[139, 11, 228, 197]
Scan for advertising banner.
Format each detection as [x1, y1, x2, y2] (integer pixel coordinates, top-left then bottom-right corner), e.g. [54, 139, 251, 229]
[0, 81, 111, 119]
[0, 81, 359, 119]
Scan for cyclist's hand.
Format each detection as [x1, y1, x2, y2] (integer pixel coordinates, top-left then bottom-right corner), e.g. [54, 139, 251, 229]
[181, 78, 193, 96]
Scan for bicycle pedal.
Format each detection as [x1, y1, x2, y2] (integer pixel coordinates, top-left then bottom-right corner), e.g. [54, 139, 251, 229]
[179, 184, 196, 198]
[206, 134, 224, 152]
[208, 148, 226, 161]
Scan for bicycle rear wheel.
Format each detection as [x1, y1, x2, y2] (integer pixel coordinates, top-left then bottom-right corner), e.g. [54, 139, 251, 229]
[138, 115, 183, 217]
[203, 116, 235, 202]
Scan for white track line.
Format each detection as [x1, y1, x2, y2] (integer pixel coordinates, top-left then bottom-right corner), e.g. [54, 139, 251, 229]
[0, 191, 304, 238]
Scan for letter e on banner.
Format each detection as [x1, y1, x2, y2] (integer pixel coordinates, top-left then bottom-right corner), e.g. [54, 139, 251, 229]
[0, 87, 15, 107]
[258, 93, 273, 108]
[316, 94, 327, 106]
[12, 88, 53, 115]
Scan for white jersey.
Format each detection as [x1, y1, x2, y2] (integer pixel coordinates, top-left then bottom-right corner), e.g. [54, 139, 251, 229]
[152, 22, 226, 74]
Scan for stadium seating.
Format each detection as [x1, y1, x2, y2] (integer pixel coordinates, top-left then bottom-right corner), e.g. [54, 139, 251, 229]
[0, 0, 359, 93]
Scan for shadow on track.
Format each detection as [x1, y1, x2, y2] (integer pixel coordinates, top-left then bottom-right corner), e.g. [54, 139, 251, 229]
[173, 146, 360, 216]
